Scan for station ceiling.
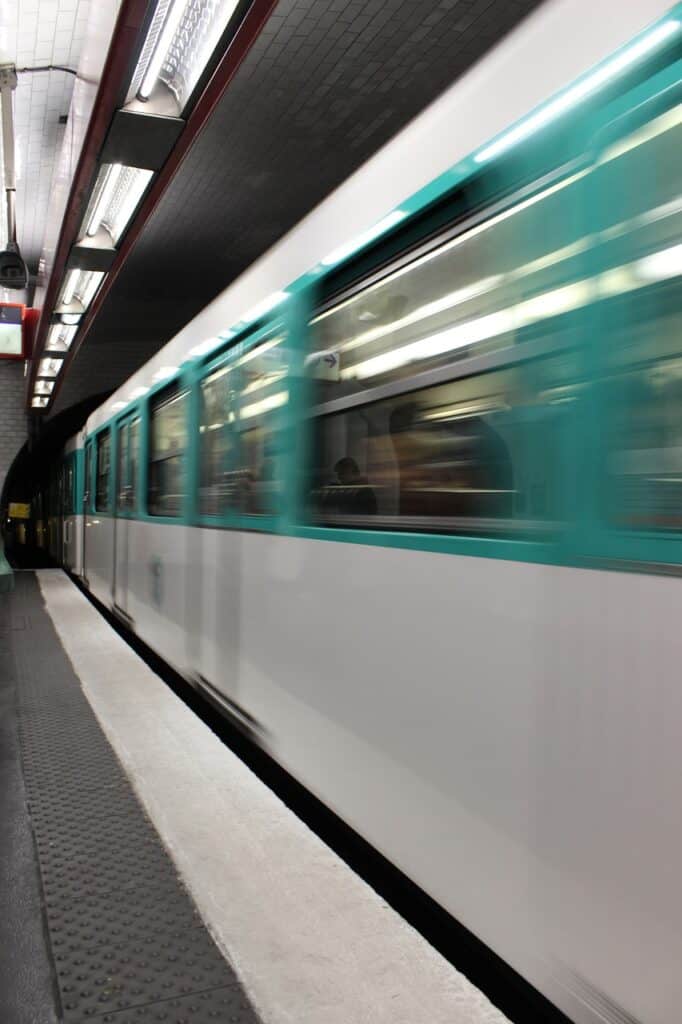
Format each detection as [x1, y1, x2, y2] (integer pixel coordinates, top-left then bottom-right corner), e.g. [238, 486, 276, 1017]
[50, 0, 542, 417]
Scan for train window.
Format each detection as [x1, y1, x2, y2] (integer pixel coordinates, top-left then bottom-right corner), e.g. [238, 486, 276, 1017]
[199, 364, 237, 516]
[116, 418, 139, 512]
[199, 336, 287, 517]
[596, 103, 682, 532]
[95, 431, 111, 512]
[117, 422, 130, 512]
[309, 167, 587, 402]
[64, 460, 74, 515]
[129, 418, 139, 509]
[148, 388, 188, 517]
[233, 336, 287, 516]
[85, 443, 92, 512]
[309, 358, 576, 534]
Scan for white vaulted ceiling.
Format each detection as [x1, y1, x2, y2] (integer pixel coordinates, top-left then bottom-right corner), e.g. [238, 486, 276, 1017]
[0, 0, 91, 275]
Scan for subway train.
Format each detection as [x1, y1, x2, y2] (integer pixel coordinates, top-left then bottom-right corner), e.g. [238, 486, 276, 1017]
[37, 4, 682, 1023]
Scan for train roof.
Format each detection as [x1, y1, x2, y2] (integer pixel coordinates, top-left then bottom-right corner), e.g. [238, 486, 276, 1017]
[86, 0, 673, 435]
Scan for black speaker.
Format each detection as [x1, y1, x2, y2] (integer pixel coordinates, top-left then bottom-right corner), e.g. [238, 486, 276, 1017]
[0, 241, 27, 289]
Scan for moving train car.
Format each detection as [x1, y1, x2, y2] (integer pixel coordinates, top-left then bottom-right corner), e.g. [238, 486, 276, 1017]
[50, 4, 681, 1023]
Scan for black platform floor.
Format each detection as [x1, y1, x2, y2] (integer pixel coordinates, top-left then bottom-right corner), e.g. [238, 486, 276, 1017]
[0, 572, 259, 1024]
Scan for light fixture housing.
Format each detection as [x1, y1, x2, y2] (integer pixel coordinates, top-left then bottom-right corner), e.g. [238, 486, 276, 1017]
[56, 269, 105, 314]
[46, 324, 78, 353]
[80, 163, 154, 245]
[32, 396, 49, 409]
[34, 380, 55, 396]
[37, 357, 64, 379]
[132, 0, 242, 114]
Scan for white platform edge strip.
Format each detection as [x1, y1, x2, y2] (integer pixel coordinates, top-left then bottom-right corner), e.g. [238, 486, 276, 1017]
[37, 570, 510, 1024]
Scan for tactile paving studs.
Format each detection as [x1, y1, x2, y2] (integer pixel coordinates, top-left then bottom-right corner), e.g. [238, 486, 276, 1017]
[11, 575, 261, 1024]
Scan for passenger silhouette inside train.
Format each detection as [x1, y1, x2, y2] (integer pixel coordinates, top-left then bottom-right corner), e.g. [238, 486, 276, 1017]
[321, 456, 378, 517]
[388, 401, 513, 518]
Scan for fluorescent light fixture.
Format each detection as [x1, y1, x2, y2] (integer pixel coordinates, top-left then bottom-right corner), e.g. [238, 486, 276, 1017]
[240, 390, 288, 420]
[112, 401, 127, 411]
[321, 210, 408, 268]
[46, 324, 77, 352]
[61, 312, 81, 326]
[137, 0, 242, 109]
[474, 18, 680, 164]
[84, 164, 153, 244]
[152, 365, 179, 382]
[129, 385, 150, 400]
[61, 268, 80, 305]
[87, 163, 123, 236]
[32, 396, 49, 409]
[34, 380, 55, 396]
[58, 269, 105, 312]
[38, 357, 64, 379]
[636, 243, 682, 282]
[139, 0, 187, 101]
[241, 291, 289, 324]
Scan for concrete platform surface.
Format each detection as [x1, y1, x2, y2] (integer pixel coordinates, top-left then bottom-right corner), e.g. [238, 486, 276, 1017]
[38, 569, 511, 1024]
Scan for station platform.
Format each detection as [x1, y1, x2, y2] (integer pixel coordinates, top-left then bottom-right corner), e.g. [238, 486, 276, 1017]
[1, 570, 510, 1024]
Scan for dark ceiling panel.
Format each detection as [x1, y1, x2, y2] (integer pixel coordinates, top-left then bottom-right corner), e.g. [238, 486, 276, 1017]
[53, 0, 542, 416]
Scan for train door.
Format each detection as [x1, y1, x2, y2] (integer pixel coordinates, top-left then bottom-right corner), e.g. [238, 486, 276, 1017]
[82, 439, 93, 585]
[113, 415, 138, 617]
[192, 355, 242, 709]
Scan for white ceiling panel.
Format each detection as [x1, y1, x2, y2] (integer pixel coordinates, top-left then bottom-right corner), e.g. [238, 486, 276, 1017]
[0, 0, 92, 272]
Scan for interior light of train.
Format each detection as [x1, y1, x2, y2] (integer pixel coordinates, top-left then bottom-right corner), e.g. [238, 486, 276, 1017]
[343, 279, 594, 380]
[321, 210, 408, 268]
[34, 380, 55, 396]
[311, 175, 587, 326]
[37, 357, 64, 378]
[241, 291, 289, 325]
[339, 277, 502, 356]
[60, 312, 81, 326]
[152, 364, 179, 382]
[636, 243, 682, 282]
[137, 0, 241, 107]
[474, 17, 680, 165]
[31, 396, 49, 408]
[111, 401, 127, 412]
[239, 390, 288, 420]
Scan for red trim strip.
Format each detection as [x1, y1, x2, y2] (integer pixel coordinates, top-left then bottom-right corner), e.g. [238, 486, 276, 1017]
[36, 0, 278, 412]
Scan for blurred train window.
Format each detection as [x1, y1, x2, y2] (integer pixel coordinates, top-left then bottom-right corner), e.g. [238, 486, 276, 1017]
[309, 166, 587, 402]
[148, 388, 188, 517]
[199, 336, 288, 518]
[199, 364, 236, 516]
[596, 102, 682, 532]
[64, 460, 74, 515]
[130, 418, 139, 509]
[310, 358, 575, 533]
[116, 422, 130, 512]
[95, 431, 111, 512]
[233, 336, 287, 517]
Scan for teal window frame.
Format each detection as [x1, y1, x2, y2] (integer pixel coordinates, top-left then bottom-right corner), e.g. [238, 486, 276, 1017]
[193, 318, 292, 534]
